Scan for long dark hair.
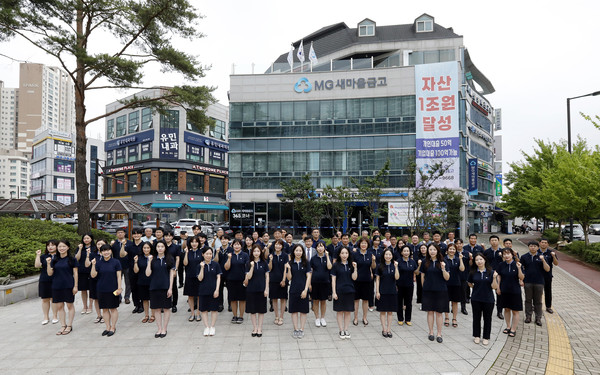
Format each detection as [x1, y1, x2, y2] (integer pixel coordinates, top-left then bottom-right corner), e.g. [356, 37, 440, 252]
[470, 252, 491, 275]
[335, 246, 354, 271]
[81, 233, 96, 250]
[45, 239, 59, 255]
[250, 244, 266, 262]
[152, 239, 174, 268]
[289, 244, 307, 268]
[378, 249, 394, 274]
[424, 244, 443, 270]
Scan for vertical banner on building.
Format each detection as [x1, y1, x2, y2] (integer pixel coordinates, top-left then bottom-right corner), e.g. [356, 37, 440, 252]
[415, 61, 460, 188]
[159, 128, 179, 159]
[495, 173, 502, 196]
[468, 158, 478, 195]
[388, 202, 410, 227]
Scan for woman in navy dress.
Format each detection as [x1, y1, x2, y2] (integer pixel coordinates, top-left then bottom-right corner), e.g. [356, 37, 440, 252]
[414, 244, 428, 306]
[376, 249, 399, 338]
[331, 247, 358, 339]
[35, 240, 59, 325]
[133, 241, 154, 323]
[47, 239, 78, 335]
[224, 239, 250, 323]
[443, 243, 465, 328]
[396, 245, 418, 326]
[285, 244, 312, 339]
[419, 244, 450, 343]
[75, 233, 95, 314]
[198, 247, 222, 336]
[245, 244, 269, 337]
[183, 236, 203, 322]
[495, 248, 524, 338]
[86, 239, 106, 324]
[310, 241, 332, 328]
[243, 235, 254, 255]
[268, 239, 289, 326]
[90, 244, 122, 336]
[468, 253, 498, 345]
[352, 238, 376, 326]
[146, 240, 175, 338]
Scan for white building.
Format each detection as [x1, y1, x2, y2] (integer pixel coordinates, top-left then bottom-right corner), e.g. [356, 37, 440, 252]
[0, 81, 18, 149]
[0, 148, 29, 199]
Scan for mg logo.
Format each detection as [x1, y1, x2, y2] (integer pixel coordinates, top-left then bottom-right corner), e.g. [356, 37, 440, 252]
[294, 77, 312, 93]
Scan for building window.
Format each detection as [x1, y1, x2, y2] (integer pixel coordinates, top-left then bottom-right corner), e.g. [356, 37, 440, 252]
[160, 110, 179, 129]
[116, 115, 127, 137]
[209, 176, 225, 194]
[128, 145, 138, 162]
[53, 194, 74, 205]
[106, 150, 113, 166]
[141, 108, 153, 130]
[186, 172, 204, 191]
[115, 174, 125, 193]
[33, 143, 47, 159]
[54, 176, 74, 190]
[141, 142, 152, 160]
[358, 19, 375, 37]
[186, 144, 203, 162]
[54, 160, 74, 173]
[140, 172, 152, 191]
[209, 150, 225, 167]
[210, 119, 226, 140]
[159, 171, 178, 191]
[115, 148, 126, 164]
[128, 111, 139, 133]
[416, 20, 433, 32]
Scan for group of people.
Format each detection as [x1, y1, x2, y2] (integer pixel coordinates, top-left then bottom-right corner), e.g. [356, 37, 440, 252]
[34, 226, 558, 345]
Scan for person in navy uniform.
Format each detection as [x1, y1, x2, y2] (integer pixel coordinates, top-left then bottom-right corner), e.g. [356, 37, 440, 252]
[455, 238, 472, 316]
[145, 240, 175, 338]
[443, 243, 465, 328]
[326, 235, 341, 259]
[214, 235, 232, 313]
[35, 240, 59, 325]
[539, 238, 559, 314]
[376, 249, 399, 338]
[164, 231, 180, 313]
[414, 243, 428, 307]
[244, 244, 269, 337]
[468, 253, 498, 345]
[197, 247, 222, 337]
[183, 236, 203, 322]
[47, 239, 78, 336]
[127, 228, 145, 314]
[244, 235, 255, 255]
[224, 239, 250, 324]
[310, 241, 332, 328]
[495, 248, 524, 337]
[431, 231, 448, 256]
[331, 247, 358, 339]
[110, 229, 132, 305]
[85, 239, 105, 324]
[285, 244, 312, 339]
[483, 235, 504, 319]
[419, 244, 450, 343]
[133, 242, 154, 323]
[396, 245, 417, 326]
[352, 238, 376, 326]
[521, 241, 550, 326]
[90, 244, 122, 337]
[268, 239, 289, 326]
[75, 233, 95, 314]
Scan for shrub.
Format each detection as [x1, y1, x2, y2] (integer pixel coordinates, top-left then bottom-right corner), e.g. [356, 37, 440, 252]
[541, 228, 560, 244]
[0, 217, 115, 278]
[564, 241, 600, 266]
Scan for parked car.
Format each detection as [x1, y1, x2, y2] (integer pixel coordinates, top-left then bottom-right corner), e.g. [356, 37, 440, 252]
[588, 224, 600, 235]
[102, 219, 142, 234]
[561, 224, 584, 238]
[141, 220, 173, 232]
[173, 219, 213, 237]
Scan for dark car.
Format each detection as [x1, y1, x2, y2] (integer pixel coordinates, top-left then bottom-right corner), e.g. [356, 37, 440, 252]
[588, 224, 600, 235]
[102, 219, 141, 234]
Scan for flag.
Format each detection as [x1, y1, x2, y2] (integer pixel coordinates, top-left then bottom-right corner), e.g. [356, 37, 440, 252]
[297, 40, 305, 63]
[309, 42, 318, 65]
[287, 44, 294, 71]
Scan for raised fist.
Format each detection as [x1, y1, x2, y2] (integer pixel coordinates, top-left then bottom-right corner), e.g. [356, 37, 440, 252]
[372, 255, 376, 261]
[228, 253, 232, 259]
[459, 253, 463, 259]
[516, 262, 521, 268]
[36, 249, 41, 256]
[269, 254, 273, 261]
[352, 261, 357, 268]
[539, 255, 544, 261]
[200, 261, 205, 267]
[87, 248, 91, 254]
[394, 261, 398, 267]
[250, 261, 255, 267]
[148, 255, 153, 262]
[91, 258, 96, 266]
[418, 259, 422, 265]
[440, 262, 446, 268]
[46, 257, 52, 264]
[78, 243, 83, 250]
[133, 255, 138, 262]
[493, 271, 498, 278]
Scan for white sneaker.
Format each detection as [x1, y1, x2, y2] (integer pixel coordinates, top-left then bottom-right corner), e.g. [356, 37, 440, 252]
[344, 331, 351, 339]
[209, 327, 215, 336]
[320, 318, 327, 327]
[51, 319, 59, 324]
[339, 331, 345, 339]
[315, 318, 321, 327]
[368, 308, 374, 312]
[41, 320, 49, 325]
[203, 327, 209, 336]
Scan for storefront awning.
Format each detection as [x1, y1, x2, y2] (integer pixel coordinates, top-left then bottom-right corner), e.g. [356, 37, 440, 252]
[187, 203, 229, 210]
[151, 203, 183, 209]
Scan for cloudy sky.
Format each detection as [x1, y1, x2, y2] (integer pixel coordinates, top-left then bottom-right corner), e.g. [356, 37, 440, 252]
[1, 0, 599, 175]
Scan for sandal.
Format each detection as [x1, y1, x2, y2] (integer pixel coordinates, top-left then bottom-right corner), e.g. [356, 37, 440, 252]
[56, 326, 66, 335]
[62, 326, 73, 335]
[278, 318, 284, 326]
[94, 316, 102, 324]
[274, 318, 279, 325]
[353, 319, 358, 326]
[452, 319, 458, 328]
[508, 331, 516, 337]
[363, 319, 369, 326]
[503, 328, 510, 334]
[142, 316, 149, 323]
[149, 316, 155, 323]
[188, 315, 195, 322]
[444, 318, 450, 327]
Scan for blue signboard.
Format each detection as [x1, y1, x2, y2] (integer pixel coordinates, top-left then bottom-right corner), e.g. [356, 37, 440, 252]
[468, 158, 478, 195]
[105, 129, 154, 151]
[184, 131, 229, 152]
[159, 128, 179, 159]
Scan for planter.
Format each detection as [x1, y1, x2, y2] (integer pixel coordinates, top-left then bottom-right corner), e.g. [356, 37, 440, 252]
[0, 275, 39, 306]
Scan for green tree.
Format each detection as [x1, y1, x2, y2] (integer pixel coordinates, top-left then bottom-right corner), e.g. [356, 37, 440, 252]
[321, 185, 352, 234]
[350, 160, 390, 229]
[437, 189, 463, 235]
[0, 1, 215, 234]
[279, 174, 324, 230]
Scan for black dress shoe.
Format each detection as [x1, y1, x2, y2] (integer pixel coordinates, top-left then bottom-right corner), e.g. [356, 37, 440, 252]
[524, 316, 532, 323]
[497, 312, 504, 320]
[535, 319, 542, 327]
[461, 308, 468, 315]
[172, 306, 177, 313]
[546, 308, 554, 314]
[102, 330, 109, 336]
[132, 306, 139, 314]
[160, 331, 167, 338]
[218, 305, 224, 312]
[106, 330, 115, 337]
[256, 333, 262, 337]
[251, 332, 257, 337]
[155, 333, 161, 338]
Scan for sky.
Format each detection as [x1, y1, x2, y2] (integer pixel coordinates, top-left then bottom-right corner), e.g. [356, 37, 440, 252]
[1, 0, 599, 176]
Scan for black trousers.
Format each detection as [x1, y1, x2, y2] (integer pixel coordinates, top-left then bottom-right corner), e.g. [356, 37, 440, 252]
[171, 274, 178, 306]
[416, 277, 423, 304]
[397, 285, 414, 322]
[544, 277, 552, 308]
[369, 280, 375, 307]
[177, 265, 184, 286]
[129, 269, 140, 308]
[460, 279, 469, 309]
[217, 277, 226, 307]
[471, 300, 494, 339]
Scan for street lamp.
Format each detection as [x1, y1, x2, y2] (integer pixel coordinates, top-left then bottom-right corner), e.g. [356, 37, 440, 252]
[566, 90, 600, 241]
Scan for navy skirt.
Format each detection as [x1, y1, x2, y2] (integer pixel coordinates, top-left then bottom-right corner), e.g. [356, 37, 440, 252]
[98, 292, 120, 309]
[288, 293, 309, 314]
[89, 278, 98, 300]
[447, 285, 462, 303]
[52, 288, 75, 303]
[138, 284, 150, 301]
[376, 293, 398, 312]
[198, 294, 219, 312]
[39, 281, 53, 299]
[269, 282, 288, 300]
[354, 281, 373, 301]
[183, 277, 200, 297]
[227, 280, 246, 301]
[499, 292, 523, 311]
[78, 273, 90, 291]
[245, 292, 267, 314]
[422, 290, 450, 313]
[149, 289, 172, 309]
[333, 292, 354, 312]
[310, 282, 330, 301]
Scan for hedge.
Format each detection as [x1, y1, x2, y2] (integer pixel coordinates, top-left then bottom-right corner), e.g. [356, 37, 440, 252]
[0, 217, 115, 278]
[542, 228, 560, 244]
[564, 241, 600, 265]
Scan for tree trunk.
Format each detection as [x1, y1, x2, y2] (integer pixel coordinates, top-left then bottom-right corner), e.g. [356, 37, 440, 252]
[75, 5, 90, 235]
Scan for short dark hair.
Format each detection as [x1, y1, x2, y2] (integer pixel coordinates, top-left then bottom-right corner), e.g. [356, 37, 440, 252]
[432, 230, 441, 236]
[116, 228, 125, 233]
[469, 234, 478, 239]
[131, 227, 143, 234]
[503, 238, 512, 244]
[155, 227, 164, 234]
[539, 238, 549, 243]
[192, 225, 201, 230]
[528, 241, 539, 247]
[455, 238, 463, 244]
[489, 235, 499, 241]
[164, 230, 174, 237]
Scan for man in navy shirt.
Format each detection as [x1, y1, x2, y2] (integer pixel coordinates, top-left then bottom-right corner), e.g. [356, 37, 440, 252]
[111, 229, 132, 304]
[521, 241, 550, 326]
[165, 231, 180, 313]
[126, 228, 145, 313]
[540, 238, 559, 314]
[483, 235, 503, 318]
[327, 235, 341, 258]
[418, 232, 432, 247]
[431, 231, 447, 256]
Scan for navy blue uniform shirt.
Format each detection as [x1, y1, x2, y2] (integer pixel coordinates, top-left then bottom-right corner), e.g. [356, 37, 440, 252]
[420, 260, 448, 292]
[269, 252, 288, 284]
[126, 241, 144, 266]
[459, 249, 472, 281]
[464, 244, 484, 256]
[184, 249, 203, 277]
[288, 260, 311, 295]
[111, 241, 131, 270]
[331, 261, 355, 294]
[397, 258, 417, 287]
[198, 261, 222, 296]
[444, 256, 462, 286]
[542, 249, 557, 279]
[227, 251, 250, 281]
[468, 269, 495, 304]
[78, 245, 94, 274]
[496, 261, 521, 294]
[149, 256, 174, 290]
[216, 246, 232, 278]
[135, 255, 151, 286]
[310, 254, 331, 283]
[353, 249, 374, 282]
[377, 262, 397, 295]
[94, 257, 122, 293]
[39, 254, 55, 282]
[521, 252, 547, 285]
[51, 255, 77, 289]
[246, 260, 269, 293]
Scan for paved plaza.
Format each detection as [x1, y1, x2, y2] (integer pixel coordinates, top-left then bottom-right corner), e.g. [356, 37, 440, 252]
[1, 233, 599, 374]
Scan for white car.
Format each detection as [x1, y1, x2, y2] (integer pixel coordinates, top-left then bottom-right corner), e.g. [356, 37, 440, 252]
[173, 219, 213, 237]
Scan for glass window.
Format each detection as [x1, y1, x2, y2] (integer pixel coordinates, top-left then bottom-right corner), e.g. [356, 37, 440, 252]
[280, 153, 293, 172]
[159, 171, 178, 191]
[186, 144, 203, 162]
[115, 148, 126, 164]
[160, 110, 179, 129]
[281, 102, 294, 121]
[186, 172, 203, 191]
[402, 96, 416, 116]
[54, 160, 74, 173]
[128, 111, 139, 133]
[128, 145, 138, 162]
[360, 98, 373, 118]
[254, 153, 267, 172]
[209, 150, 225, 167]
[268, 153, 280, 172]
[293, 152, 306, 171]
[347, 99, 360, 119]
[243, 103, 254, 122]
[320, 151, 333, 171]
[141, 142, 152, 160]
[242, 154, 254, 171]
[106, 150, 113, 166]
[358, 24, 375, 37]
[106, 119, 114, 140]
[424, 50, 439, 64]
[54, 176, 74, 190]
[409, 51, 423, 65]
[334, 151, 347, 171]
[140, 172, 152, 191]
[307, 101, 320, 120]
[388, 97, 402, 117]
[320, 100, 333, 120]
[334, 100, 346, 119]
[128, 173, 138, 190]
[116, 115, 127, 137]
[255, 103, 268, 121]
[440, 49, 455, 61]
[308, 152, 319, 171]
[417, 20, 433, 32]
[210, 119, 226, 140]
[209, 176, 225, 194]
[268, 102, 280, 121]
[141, 108, 153, 130]
[230, 103, 242, 122]
[115, 176, 125, 193]
[229, 153, 241, 172]
[294, 102, 306, 120]
[374, 98, 387, 117]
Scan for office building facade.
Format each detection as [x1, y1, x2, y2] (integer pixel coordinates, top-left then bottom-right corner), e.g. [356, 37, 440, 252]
[0, 81, 18, 149]
[103, 88, 229, 223]
[228, 14, 498, 236]
[0, 148, 29, 199]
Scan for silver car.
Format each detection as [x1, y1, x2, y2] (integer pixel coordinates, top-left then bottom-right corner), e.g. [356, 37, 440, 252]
[173, 219, 213, 237]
